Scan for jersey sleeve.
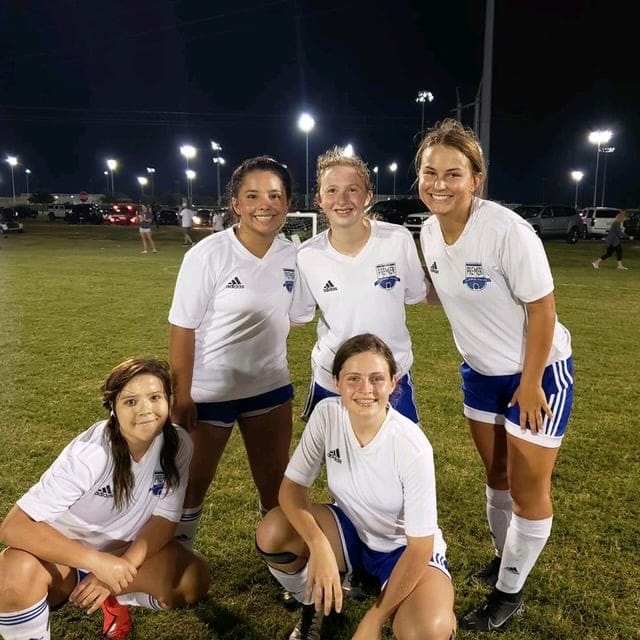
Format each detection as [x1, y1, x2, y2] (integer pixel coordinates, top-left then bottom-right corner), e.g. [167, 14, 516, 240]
[501, 221, 555, 303]
[16, 440, 101, 522]
[290, 252, 318, 324]
[152, 427, 193, 522]
[401, 230, 428, 304]
[285, 405, 327, 487]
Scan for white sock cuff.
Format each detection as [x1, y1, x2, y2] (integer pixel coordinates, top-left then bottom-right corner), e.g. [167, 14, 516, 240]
[0, 595, 49, 639]
[486, 485, 513, 510]
[180, 504, 203, 521]
[512, 513, 553, 538]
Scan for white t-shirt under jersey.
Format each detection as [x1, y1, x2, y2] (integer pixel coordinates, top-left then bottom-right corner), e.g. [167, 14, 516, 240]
[286, 397, 444, 553]
[420, 198, 572, 376]
[290, 220, 427, 390]
[168, 227, 297, 401]
[17, 420, 192, 552]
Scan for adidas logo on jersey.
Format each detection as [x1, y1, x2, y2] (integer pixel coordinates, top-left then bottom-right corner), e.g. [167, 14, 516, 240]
[94, 484, 114, 498]
[327, 448, 342, 464]
[323, 280, 337, 292]
[430, 261, 439, 274]
[226, 276, 244, 289]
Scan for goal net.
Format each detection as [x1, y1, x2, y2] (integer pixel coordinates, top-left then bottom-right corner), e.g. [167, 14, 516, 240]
[281, 211, 329, 246]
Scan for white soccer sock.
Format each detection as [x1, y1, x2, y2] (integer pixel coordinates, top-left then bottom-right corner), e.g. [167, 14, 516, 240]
[267, 564, 313, 605]
[496, 513, 552, 594]
[116, 593, 164, 610]
[174, 504, 203, 550]
[0, 594, 50, 640]
[486, 485, 513, 556]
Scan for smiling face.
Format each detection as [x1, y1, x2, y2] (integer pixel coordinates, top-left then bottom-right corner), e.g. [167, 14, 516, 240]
[418, 144, 482, 222]
[232, 170, 290, 238]
[113, 373, 169, 460]
[334, 350, 396, 420]
[317, 165, 372, 230]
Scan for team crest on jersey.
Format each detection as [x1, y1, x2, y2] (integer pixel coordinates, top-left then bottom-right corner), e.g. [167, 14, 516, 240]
[374, 263, 401, 290]
[462, 262, 491, 291]
[282, 268, 295, 293]
[150, 471, 165, 496]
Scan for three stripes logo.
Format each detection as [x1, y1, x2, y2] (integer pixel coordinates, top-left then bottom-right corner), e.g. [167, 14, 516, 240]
[94, 484, 114, 498]
[226, 276, 244, 289]
[323, 280, 337, 292]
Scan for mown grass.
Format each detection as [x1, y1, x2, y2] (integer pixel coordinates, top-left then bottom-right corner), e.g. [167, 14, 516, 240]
[0, 219, 639, 639]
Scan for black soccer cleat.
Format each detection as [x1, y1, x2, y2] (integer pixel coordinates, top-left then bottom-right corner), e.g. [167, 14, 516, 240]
[460, 587, 524, 633]
[469, 556, 501, 588]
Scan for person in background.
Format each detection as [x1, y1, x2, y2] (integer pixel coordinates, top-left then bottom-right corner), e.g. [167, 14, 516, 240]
[0, 357, 210, 640]
[256, 333, 456, 640]
[291, 146, 427, 425]
[168, 156, 297, 552]
[211, 209, 224, 234]
[592, 210, 632, 270]
[179, 201, 196, 247]
[416, 118, 574, 633]
[138, 204, 158, 254]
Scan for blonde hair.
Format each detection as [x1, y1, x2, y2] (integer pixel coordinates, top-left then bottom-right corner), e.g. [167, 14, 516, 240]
[315, 146, 373, 194]
[615, 210, 629, 223]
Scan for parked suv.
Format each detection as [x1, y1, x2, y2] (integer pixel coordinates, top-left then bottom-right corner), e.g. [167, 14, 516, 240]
[366, 198, 429, 226]
[581, 206, 621, 238]
[623, 209, 640, 239]
[513, 204, 584, 243]
[65, 204, 104, 224]
[48, 203, 72, 221]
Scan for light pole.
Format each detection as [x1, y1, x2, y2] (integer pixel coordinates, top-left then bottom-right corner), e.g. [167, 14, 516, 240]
[211, 141, 225, 206]
[186, 169, 196, 203]
[146, 167, 155, 198]
[180, 145, 196, 203]
[6, 156, 17, 204]
[570, 170, 584, 209]
[137, 176, 148, 202]
[588, 130, 612, 207]
[415, 90, 434, 136]
[103, 171, 109, 193]
[106, 159, 118, 194]
[297, 113, 315, 208]
[600, 146, 615, 206]
[373, 166, 379, 199]
[389, 162, 398, 197]
[25, 168, 31, 195]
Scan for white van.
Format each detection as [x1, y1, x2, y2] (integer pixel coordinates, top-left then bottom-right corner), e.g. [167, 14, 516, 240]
[581, 206, 621, 238]
[47, 203, 72, 221]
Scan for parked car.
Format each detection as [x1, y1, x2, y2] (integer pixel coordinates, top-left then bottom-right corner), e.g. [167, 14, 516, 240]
[366, 198, 429, 226]
[623, 208, 640, 239]
[404, 210, 431, 236]
[47, 203, 72, 221]
[157, 208, 179, 225]
[106, 203, 138, 225]
[65, 204, 104, 224]
[513, 204, 585, 243]
[580, 206, 622, 238]
[194, 208, 214, 227]
[0, 208, 25, 234]
[13, 204, 38, 218]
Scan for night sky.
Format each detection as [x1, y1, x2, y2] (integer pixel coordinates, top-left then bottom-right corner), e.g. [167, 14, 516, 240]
[1, 0, 637, 207]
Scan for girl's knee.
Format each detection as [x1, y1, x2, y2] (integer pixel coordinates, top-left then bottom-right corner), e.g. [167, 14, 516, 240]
[0, 549, 49, 608]
[394, 611, 456, 640]
[255, 507, 290, 551]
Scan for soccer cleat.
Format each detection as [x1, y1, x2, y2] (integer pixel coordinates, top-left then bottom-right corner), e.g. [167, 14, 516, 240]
[282, 587, 300, 610]
[289, 603, 323, 640]
[469, 556, 501, 588]
[617, 265, 629, 270]
[592, 261, 599, 269]
[101, 596, 133, 639]
[460, 588, 524, 633]
[342, 570, 365, 600]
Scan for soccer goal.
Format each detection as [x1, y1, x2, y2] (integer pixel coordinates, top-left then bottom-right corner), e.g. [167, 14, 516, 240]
[281, 211, 329, 246]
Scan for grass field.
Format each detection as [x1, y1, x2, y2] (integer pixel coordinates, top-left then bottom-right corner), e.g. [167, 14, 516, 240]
[0, 218, 639, 639]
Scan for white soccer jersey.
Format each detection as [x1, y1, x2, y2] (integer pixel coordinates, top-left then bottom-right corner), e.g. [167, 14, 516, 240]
[168, 227, 297, 401]
[286, 398, 444, 553]
[290, 220, 427, 390]
[420, 198, 572, 376]
[17, 421, 192, 552]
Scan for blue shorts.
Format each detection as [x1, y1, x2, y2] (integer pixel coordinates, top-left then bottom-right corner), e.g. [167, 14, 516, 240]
[196, 384, 294, 428]
[327, 504, 450, 589]
[301, 372, 419, 424]
[461, 358, 574, 448]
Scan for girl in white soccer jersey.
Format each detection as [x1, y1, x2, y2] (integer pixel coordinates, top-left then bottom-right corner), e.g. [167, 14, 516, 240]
[169, 156, 297, 547]
[416, 119, 574, 633]
[0, 357, 210, 640]
[291, 147, 427, 424]
[256, 334, 456, 640]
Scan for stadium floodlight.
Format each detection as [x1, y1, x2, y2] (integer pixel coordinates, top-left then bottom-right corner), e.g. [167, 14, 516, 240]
[6, 156, 17, 204]
[297, 113, 315, 208]
[588, 130, 612, 207]
[389, 162, 398, 197]
[570, 170, 584, 209]
[416, 90, 435, 135]
[343, 144, 354, 158]
[106, 158, 118, 193]
[137, 176, 148, 202]
[146, 167, 156, 197]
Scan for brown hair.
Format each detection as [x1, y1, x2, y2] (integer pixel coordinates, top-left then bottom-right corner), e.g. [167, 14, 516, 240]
[316, 146, 373, 195]
[226, 156, 293, 210]
[414, 118, 485, 195]
[101, 356, 179, 510]
[332, 333, 397, 380]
